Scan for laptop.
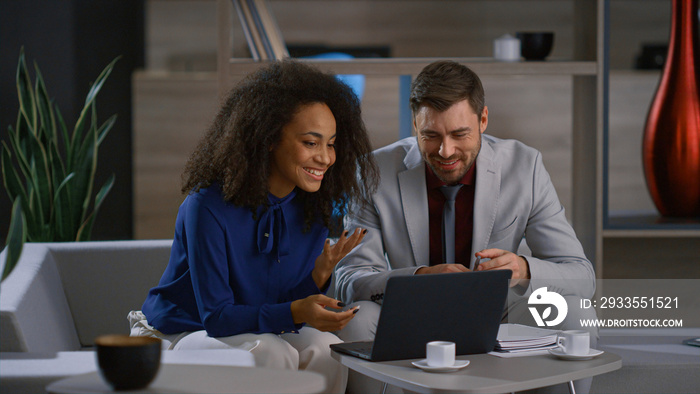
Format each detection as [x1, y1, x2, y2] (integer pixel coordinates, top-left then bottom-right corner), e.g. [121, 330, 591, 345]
[330, 269, 511, 362]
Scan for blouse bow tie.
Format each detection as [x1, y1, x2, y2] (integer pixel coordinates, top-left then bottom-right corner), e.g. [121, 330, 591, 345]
[256, 191, 296, 257]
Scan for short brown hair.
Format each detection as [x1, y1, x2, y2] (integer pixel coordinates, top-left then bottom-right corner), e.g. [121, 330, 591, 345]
[409, 60, 485, 116]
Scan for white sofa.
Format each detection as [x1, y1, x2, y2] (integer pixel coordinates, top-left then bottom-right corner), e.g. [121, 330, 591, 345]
[2, 240, 698, 393]
[0, 240, 254, 393]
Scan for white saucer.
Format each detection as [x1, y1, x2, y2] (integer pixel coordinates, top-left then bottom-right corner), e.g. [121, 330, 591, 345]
[411, 359, 470, 373]
[548, 348, 604, 360]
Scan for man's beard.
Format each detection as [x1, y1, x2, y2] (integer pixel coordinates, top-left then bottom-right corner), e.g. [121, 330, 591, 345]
[426, 132, 481, 185]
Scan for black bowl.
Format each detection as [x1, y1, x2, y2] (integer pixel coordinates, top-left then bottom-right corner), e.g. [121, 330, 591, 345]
[516, 32, 554, 61]
[95, 335, 162, 391]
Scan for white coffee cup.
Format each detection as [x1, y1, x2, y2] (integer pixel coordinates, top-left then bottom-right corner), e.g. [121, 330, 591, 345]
[556, 330, 590, 356]
[426, 341, 456, 367]
[493, 34, 521, 62]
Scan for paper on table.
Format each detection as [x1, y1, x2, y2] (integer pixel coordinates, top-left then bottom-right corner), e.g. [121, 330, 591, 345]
[489, 348, 554, 358]
[497, 323, 560, 339]
[494, 323, 560, 352]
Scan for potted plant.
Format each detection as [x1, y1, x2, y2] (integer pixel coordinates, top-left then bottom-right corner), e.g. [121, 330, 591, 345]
[1, 48, 118, 281]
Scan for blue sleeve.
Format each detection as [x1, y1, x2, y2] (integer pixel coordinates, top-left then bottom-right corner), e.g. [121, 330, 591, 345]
[285, 230, 331, 300]
[289, 270, 325, 300]
[185, 199, 298, 337]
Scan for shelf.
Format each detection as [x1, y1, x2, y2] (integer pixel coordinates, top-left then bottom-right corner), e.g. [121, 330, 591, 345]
[603, 210, 700, 237]
[218, 0, 608, 275]
[227, 58, 598, 76]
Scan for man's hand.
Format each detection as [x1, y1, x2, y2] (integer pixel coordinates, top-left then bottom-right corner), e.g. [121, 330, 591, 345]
[474, 249, 530, 287]
[312, 228, 366, 288]
[415, 264, 470, 275]
[290, 294, 358, 332]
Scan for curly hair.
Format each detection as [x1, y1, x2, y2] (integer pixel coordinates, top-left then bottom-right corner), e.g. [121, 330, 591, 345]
[182, 60, 378, 231]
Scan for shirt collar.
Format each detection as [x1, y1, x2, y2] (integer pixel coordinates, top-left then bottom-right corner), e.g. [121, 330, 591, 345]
[267, 188, 297, 205]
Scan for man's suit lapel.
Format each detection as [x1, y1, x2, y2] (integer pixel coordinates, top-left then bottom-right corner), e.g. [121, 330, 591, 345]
[472, 139, 501, 269]
[398, 142, 429, 266]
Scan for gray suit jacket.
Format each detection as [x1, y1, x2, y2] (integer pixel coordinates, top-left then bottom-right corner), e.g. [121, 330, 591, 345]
[334, 136, 595, 304]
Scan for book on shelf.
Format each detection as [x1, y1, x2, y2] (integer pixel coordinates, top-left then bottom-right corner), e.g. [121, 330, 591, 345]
[253, 0, 289, 60]
[233, 0, 266, 61]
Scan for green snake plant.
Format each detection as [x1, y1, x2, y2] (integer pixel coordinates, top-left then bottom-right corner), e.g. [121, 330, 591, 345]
[1, 48, 118, 281]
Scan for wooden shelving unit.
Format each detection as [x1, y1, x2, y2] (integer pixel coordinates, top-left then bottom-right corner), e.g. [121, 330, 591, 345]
[604, 211, 700, 238]
[216, 0, 611, 276]
[225, 58, 598, 76]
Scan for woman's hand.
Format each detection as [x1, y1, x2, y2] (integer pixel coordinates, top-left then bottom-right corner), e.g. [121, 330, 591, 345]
[290, 294, 359, 332]
[312, 228, 366, 289]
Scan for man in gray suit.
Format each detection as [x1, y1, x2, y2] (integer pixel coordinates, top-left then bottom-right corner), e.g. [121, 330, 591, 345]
[335, 60, 597, 393]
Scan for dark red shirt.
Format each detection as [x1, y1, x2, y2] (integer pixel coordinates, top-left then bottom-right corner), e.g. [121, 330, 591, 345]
[426, 163, 476, 266]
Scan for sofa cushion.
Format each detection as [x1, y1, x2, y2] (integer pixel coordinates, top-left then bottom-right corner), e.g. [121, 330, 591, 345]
[49, 240, 172, 347]
[0, 245, 80, 352]
[0, 351, 96, 394]
[0, 348, 255, 394]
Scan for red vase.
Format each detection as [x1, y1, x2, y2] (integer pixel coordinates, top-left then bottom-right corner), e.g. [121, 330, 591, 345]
[643, 0, 700, 217]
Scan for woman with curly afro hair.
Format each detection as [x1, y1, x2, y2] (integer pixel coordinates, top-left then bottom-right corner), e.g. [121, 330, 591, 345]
[135, 60, 378, 392]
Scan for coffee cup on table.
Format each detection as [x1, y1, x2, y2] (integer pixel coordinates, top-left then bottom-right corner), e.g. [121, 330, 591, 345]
[95, 335, 162, 390]
[556, 330, 590, 356]
[426, 341, 456, 367]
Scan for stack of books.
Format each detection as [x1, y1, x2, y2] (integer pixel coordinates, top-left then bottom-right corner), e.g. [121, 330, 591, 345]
[492, 324, 559, 357]
[233, 0, 289, 61]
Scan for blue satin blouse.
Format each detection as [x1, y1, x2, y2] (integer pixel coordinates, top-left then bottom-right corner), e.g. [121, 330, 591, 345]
[142, 184, 328, 337]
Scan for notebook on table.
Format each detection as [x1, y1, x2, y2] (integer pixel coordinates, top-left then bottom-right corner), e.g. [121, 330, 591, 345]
[330, 269, 512, 362]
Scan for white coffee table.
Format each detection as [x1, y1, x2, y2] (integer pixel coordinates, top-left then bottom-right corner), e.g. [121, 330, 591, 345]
[46, 364, 326, 394]
[332, 350, 621, 394]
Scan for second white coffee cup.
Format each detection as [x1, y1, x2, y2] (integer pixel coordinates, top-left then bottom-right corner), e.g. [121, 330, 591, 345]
[556, 330, 590, 356]
[493, 34, 521, 62]
[426, 341, 456, 367]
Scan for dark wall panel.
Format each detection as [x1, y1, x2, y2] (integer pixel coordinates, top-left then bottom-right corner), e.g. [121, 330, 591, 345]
[0, 0, 144, 243]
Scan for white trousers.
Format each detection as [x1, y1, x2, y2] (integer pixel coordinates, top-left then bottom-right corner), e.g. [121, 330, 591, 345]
[128, 311, 347, 394]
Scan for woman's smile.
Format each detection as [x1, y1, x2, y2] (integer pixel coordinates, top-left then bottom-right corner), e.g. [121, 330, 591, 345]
[303, 167, 326, 179]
